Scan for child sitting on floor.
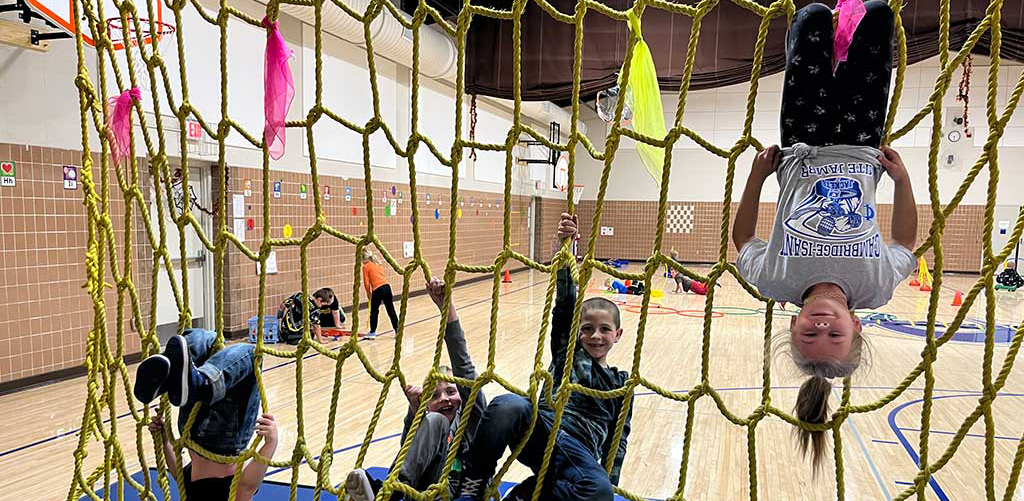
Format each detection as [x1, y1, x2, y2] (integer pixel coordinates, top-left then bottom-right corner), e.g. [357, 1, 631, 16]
[732, 1, 917, 471]
[454, 213, 632, 501]
[278, 288, 335, 344]
[604, 278, 645, 296]
[345, 277, 488, 501]
[134, 329, 278, 501]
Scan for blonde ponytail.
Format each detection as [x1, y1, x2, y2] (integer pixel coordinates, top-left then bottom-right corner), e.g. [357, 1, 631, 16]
[794, 375, 832, 473]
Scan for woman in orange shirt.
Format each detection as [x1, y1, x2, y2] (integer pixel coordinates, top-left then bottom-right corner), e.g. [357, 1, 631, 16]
[361, 249, 400, 339]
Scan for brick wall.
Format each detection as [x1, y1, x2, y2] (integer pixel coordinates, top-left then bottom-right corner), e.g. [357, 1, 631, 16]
[0, 143, 152, 384]
[221, 167, 536, 335]
[574, 200, 984, 272]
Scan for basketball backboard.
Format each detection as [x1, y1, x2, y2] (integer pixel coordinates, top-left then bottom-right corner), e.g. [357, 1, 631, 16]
[19, 0, 163, 48]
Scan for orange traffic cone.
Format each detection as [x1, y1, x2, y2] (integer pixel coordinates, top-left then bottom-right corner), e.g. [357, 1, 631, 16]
[909, 278, 920, 287]
[502, 269, 512, 283]
[951, 290, 963, 306]
[920, 283, 932, 292]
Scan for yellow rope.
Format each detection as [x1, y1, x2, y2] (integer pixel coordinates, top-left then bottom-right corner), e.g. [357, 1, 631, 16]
[62, 0, 1024, 500]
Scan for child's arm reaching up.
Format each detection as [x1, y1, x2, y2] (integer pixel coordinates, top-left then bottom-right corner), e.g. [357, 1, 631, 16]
[878, 146, 918, 250]
[549, 214, 578, 382]
[733, 146, 781, 252]
[239, 414, 279, 499]
[147, 415, 179, 474]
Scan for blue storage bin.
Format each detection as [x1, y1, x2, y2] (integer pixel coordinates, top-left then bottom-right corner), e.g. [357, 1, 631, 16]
[248, 315, 280, 344]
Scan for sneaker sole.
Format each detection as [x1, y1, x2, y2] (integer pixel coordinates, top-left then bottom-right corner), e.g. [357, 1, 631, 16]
[133, 354, 170, 404]
[165, 335, 190, 407]
[345, 469, 374, 501]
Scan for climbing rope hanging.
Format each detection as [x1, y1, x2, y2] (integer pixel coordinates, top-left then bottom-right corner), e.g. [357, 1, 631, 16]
[63, 0, 1024, 500]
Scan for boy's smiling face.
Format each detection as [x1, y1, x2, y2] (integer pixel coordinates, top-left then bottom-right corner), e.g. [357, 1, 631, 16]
[579, 308, 623, 365]
[426, 381, 462, 423]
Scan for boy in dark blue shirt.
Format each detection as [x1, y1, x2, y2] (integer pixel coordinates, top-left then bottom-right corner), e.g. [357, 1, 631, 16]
[455, 213, 632, 501]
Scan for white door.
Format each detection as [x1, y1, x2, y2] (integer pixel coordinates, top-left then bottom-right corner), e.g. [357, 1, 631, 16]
[151, 166, 213, 342]
[989, 205, 1023, 269]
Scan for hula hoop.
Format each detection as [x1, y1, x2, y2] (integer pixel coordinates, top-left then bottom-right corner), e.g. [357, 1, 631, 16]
[677, 310, 725, 318]
[757, 307, 799, 317]
[711, 306, 762, 316]
[624, 304, 679, 315]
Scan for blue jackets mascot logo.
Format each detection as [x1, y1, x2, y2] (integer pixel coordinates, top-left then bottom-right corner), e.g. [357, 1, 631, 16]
[785, 176, 875, 242]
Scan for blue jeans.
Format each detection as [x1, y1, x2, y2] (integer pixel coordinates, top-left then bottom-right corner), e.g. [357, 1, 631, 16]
[462, 394, 613, 501]
[176, 329, 260, 456]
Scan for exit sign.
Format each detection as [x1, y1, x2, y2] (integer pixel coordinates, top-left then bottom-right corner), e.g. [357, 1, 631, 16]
[186, 120, 203, 141]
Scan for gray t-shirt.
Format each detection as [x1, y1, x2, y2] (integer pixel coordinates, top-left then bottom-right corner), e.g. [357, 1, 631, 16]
[737, 143, 916, 309]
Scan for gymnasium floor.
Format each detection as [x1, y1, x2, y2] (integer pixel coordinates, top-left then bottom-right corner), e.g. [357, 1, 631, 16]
[0, 264, 1021, 501]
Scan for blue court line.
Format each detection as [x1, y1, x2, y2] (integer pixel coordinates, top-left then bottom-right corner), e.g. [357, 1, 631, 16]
[872, 439, 900, 445]
[884, 393, 1024, 501]
[897, 427, 1021, 442]
[835, 388, 891, 500]
[894, 481, 915, 486]
[0, 279, 548, 459]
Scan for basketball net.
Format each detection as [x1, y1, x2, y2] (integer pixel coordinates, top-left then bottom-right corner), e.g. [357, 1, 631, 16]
[106, 17, 176, 92]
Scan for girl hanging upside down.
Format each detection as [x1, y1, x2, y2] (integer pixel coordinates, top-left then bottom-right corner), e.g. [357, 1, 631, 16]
[732, 0, 918, 472]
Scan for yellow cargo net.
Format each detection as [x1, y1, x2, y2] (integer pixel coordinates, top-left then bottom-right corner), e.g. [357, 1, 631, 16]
[64, 0, 1024, 499]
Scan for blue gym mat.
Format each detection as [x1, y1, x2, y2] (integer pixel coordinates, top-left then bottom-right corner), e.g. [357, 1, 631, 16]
[84, 466, 640, 500]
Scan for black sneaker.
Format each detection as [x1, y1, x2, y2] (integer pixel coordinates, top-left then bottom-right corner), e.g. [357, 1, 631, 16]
[454, 477, 487, 501]
[133, 354, 170, 404]
[163, 335, 201, 407]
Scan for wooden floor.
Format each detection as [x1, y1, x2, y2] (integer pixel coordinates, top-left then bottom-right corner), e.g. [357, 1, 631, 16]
[1, 265, 1022, 501]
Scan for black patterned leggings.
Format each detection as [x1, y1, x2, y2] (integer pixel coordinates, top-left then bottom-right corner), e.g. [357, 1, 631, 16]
[781, 1, 894, 148]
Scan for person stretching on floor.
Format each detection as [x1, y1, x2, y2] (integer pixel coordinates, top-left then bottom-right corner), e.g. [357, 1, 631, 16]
[345, 277, 488, 501]
[668, 249, 713, 295]
[455, 213, 632, 501]
[278, 287, 335, 344]
[134, 329, 278, 501]
[732, 1, 917, 472]
[362, 248, 400, 340]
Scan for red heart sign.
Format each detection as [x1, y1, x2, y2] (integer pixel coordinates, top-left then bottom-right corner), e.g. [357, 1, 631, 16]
[0, 162, 13, 174]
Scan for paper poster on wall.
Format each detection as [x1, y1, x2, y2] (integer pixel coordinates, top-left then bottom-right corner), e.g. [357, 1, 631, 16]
[1000, 220, 1010, 235]
[233, 218, 246, 242]
[299, 184, 308, 200]
[324, 186, 330, 200]
[1, 161, 15, 186]
[266, 251, 278, 274]
[63, 165, 78, 190]
[434, 208, 440, 220]
[345, 186, 352, 202]
[398, 191, 403, 204]
[390, 199, 397, 215]
[600, 226, 614, 236]
[233, 194, 245, 218]
[283, 224, 293, 238]
[403, 241, 414, 258]
[273, 181, 282, 198]
[243, 179, 252, 197]
[457, 208, 463, 219]
[426, 194, 431, 205]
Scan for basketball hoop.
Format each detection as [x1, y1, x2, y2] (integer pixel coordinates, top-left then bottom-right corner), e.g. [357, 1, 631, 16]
[596, 85, 633, 127]
[554, 153, 569, 192]
[572, 184, 585, 205]
[105, 17, 176, 89]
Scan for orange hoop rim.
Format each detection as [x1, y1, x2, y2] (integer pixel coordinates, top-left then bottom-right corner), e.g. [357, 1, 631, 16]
[105, 17, 176, 46]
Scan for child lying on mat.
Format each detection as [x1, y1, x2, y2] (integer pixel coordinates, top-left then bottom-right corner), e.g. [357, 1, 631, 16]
[454, 213, 632, 501]
[732, 1, 918, 472]
[135, 329, 278, 501]
[604, 278, 645, 296]
[345, 277, 487, 501]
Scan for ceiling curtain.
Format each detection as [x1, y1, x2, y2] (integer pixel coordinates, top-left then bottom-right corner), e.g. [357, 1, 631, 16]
[464, 0, 1024, 103]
